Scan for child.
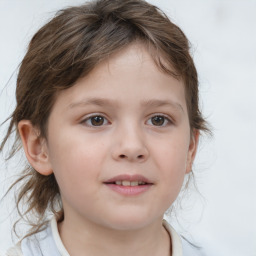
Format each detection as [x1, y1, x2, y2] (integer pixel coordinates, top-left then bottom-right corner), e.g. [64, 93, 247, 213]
[1, 0, 209, 255]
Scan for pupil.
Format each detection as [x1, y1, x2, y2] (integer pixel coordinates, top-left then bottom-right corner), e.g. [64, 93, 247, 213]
[91, 116, 104, 126]
[152, 116, 164, 126]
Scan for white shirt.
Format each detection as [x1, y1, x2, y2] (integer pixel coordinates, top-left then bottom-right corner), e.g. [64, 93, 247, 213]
[5, 218, 204, 256]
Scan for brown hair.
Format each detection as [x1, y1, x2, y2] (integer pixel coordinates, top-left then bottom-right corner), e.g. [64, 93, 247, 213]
[1, 0, 209, 237]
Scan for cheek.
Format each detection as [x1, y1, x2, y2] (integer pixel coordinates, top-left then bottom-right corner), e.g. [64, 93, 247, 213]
[152, 136, 189, 194]
[156, 149, 188, 209]
[47, 135, 106, 195]
[154, 138, 189, 172]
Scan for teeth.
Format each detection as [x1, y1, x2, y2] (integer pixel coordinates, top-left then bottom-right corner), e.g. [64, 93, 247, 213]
[122, 181, 130, 186]
[131, 181, 139, 186]
[114, 181, 146, 186]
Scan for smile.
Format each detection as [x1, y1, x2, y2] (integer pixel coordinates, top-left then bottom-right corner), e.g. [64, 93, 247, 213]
[104, 174, 153, 186]
[104, 174, 153, 196]
[111, 181, 147, 186]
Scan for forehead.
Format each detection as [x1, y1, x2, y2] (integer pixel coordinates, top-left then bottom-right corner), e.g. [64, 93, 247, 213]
[79, 43, 183, 91]
[52, 43, 187, 114]
[104, 42, 180, 78]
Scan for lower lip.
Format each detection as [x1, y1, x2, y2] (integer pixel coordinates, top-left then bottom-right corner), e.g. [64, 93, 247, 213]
[105, 184, 152, 196]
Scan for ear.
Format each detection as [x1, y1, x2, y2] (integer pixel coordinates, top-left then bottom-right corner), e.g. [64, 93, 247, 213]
[18, 120, 53, 176]
[185, 129, 200, 174]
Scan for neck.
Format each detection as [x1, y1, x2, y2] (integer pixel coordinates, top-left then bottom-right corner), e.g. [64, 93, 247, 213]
[58, 214, 171, 256]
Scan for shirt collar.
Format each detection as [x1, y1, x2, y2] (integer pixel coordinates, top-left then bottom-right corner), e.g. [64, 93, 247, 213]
[51, 217, 183, 256]
[163, 219, 183, 256]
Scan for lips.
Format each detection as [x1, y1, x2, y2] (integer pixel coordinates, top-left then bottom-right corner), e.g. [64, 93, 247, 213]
[104, 174, 153, 196]
[104, 174, 153, 186]
[113, 180, 147, 186]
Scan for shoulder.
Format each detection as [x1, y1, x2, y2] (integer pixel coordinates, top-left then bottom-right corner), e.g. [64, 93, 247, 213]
[5, 217, 66, 256]
[163, 220, 206, 256]
[5, 243, 23, 256]
[16, 217, 68, 256]
[181, 237, 206, 256]
[21, 220, 61, 256]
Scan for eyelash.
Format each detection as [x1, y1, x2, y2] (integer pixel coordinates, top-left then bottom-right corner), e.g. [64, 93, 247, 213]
[146, 114, 172, 127]
[81, 114, 110, 127]
[80, 114, 173, 127]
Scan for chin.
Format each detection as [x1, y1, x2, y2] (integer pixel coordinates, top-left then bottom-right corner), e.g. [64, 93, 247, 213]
[100, 210, 162, 231]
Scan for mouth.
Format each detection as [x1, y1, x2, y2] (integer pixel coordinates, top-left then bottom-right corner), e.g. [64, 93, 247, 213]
[103, 174, 153, 196]
[104, 174, 153, 186]
[105, 180, 149, 186]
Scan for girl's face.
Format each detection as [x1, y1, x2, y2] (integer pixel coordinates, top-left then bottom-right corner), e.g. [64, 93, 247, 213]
[44, 43, 198, 230]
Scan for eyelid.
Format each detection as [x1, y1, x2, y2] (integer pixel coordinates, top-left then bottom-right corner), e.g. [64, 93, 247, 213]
[80, 113, 111, 127]
[146, 113, 174, 126]
[79, 112, 174, 127]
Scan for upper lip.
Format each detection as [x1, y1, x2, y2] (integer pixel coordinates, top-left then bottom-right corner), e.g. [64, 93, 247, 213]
[104, 174, 153, 184]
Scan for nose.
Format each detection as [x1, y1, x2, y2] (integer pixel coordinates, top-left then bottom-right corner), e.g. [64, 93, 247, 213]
[111, 124, 149, 162]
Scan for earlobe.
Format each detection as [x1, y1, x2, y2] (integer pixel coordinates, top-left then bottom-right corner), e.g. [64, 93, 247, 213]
[18, 120, 53, 176]
[185, 129, 200, 174]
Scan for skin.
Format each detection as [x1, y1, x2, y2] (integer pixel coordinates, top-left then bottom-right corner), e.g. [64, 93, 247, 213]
[19, 43, 199, 256]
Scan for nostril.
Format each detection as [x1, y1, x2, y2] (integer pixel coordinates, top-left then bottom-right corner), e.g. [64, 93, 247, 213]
[117, 154, 145, 160]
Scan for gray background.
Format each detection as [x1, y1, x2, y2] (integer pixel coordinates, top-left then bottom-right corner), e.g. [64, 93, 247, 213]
[0, 0, 255, 255]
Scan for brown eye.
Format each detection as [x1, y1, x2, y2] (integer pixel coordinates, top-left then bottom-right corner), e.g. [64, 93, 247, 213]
[91, 116, 105, 126]
[83, 115, 108, 126]
[151, 116, 165, 126]
[147, 115, 170, 127]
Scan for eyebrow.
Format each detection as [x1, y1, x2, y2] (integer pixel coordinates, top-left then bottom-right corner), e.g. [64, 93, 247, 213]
[141, 99, 184, 113]
[68, 97, 184, 113]
[68, 98, 119, 109]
